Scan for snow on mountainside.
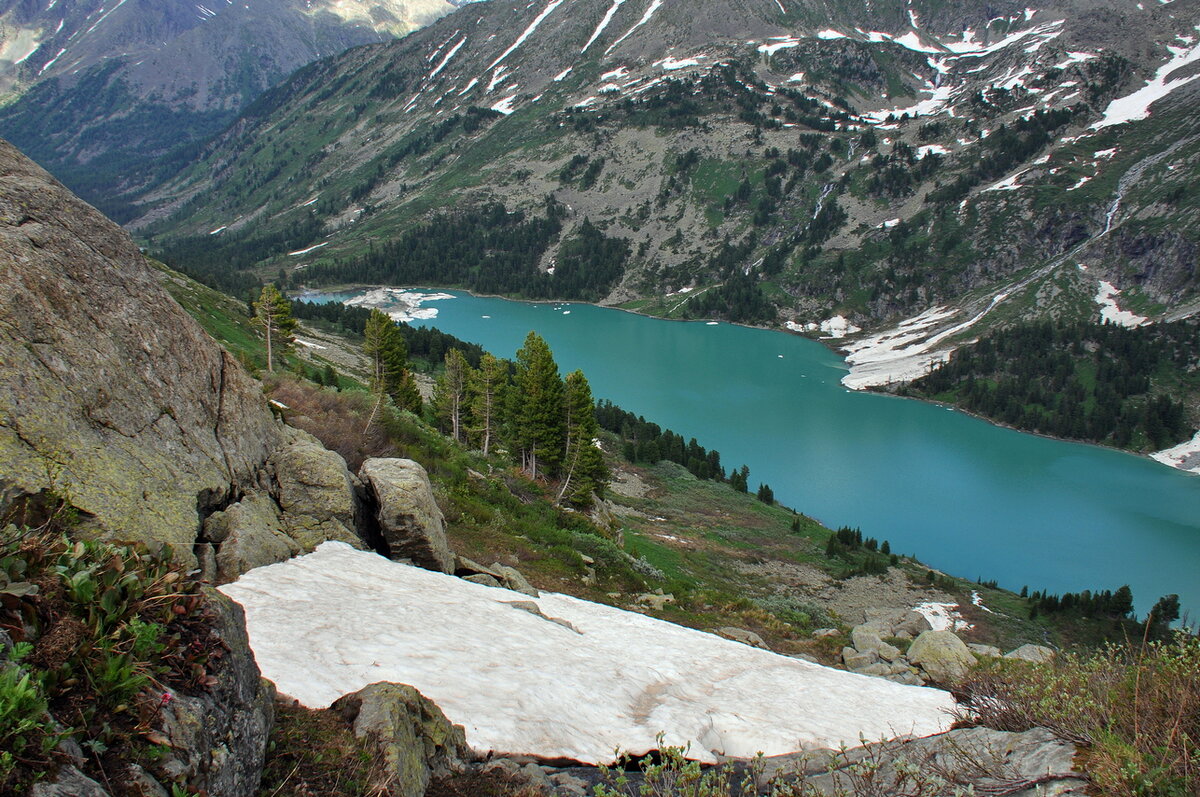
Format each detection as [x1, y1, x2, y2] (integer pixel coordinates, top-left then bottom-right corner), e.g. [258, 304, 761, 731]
[220, 542, 955, 763]
[0, 0, 454, 213]
[122, 0, 1200, 469]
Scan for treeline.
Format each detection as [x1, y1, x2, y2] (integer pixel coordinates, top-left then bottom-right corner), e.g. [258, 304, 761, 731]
[595, 400, 729, 482]
[824, 526, 898, 577]
[905, 320, 1197, 449]
[290, 299, 487, 367]
[299, 202, 629, 302]
[1024, 584, 1180, 635]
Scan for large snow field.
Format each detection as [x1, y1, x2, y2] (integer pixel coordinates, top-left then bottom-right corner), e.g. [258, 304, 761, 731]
[220, 543, 955, 764]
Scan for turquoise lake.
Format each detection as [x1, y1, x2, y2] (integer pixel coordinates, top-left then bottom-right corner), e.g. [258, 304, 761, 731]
[315, 288, 1200, 617]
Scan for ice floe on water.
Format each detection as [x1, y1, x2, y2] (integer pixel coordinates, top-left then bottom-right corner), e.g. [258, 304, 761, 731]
[220, 543, 955, 764]
[787, 315, 862, 339]
[343, 288, 456, 322]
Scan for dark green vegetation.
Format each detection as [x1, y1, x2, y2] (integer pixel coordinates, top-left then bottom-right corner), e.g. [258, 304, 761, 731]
[0, 523, 225, 792]
[903, 320, 1199, 450]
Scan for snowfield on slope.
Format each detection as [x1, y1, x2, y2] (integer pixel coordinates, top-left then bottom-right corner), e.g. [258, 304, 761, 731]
[220, 543, 955, 764]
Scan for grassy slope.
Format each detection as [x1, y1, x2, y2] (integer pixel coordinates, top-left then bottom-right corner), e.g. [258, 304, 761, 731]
[157, 262, 1142, 659]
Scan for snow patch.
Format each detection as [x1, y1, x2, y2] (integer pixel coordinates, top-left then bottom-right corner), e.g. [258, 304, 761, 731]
[489, 0, 565, 69]
[581, 0, 626, 53]
[1152, 429, 1200, 474]
[552, 67, 572, 82]
[816, 29, 847, 40]
[656, 56, 703, 70]
[288, 242, 328, 257]
[758, 38, 801, 55]
[491, 94, 518, 114]
[1093, 31, 1200, 129]
[221, 543, 954, 763]
[429, 36, 466, 79]
[605, 0, 664, 54]
[1094, 280, 1149, 327]
[209, 226, 227, 235]
[912, 601, 973, 632]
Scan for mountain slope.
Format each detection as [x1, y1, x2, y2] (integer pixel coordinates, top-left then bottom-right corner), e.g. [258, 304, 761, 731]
[0, 0, 454, 217]
[137, 0, 1200, 438]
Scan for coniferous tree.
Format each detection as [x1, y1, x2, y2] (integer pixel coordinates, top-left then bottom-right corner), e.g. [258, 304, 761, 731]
[434, 349, 471, 443]
[557, 370, 608, 506]
[469, 352, 505, 455]
[513, 331, 564, 479]
[252, 284, 297, 372]
[363, 309, 421, 413]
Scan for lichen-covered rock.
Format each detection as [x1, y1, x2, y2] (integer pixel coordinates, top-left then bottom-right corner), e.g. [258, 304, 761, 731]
[271, 427, 364, 550]
[492, 563, 539, 597]
[30, 766, 112, 797]
[1006, 643, 1056, 664]
[969, 643, 1003, 658]
[332, 682, 472, 797]
[759, 726, 1086, 795]
[850, 625, 902, 662]
[907, 630, 978, 684]
[151, 590, 274, 796]
[359, 458, 453, 573]
[0, 142, 285, 566]
[203, 492, 299, 583]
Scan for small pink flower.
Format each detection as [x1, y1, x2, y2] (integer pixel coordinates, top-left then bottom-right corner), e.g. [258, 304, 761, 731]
[160, 692, 174, 707]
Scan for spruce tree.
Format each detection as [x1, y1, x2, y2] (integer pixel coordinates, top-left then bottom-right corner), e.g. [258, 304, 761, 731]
[469, 352, 505, 455]
[363, 309, 421, 413]
[513, 331, 564, 479]
[252, 284, 297, 372]
[558, 370, 608, 506]
[434, 349, 471, 443]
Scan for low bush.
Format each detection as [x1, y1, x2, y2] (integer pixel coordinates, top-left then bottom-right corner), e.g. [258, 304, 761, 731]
[953, 631, 1200, 795]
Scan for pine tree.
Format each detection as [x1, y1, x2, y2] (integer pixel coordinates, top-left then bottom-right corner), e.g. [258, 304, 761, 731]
[469, 352, 505, 455]
[557, 370, 608, 506]
[434, 349, 471, 443]
[322, 363, 339, 389]
[513, 331, 564, 479]
[252, 284, 297, 372]
[363, 310, 421, 413]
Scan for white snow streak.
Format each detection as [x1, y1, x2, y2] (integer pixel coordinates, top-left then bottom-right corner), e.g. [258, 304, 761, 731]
[605, 0, 665, 54]
[221, 543, 955, 764]
[491, 94, 518, 114]
[1092, 31, 1200, 129]
[581, 0, 626, 53]
[288, 242, 328, 257]
[429, 36, 466, 79]
[489, 0, 565, 69]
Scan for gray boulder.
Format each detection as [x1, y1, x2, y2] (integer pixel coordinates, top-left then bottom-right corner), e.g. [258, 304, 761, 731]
[907, 630, 978, 684]
[271, 427, 364, 550]
[491, 563, 540, 597]
[0, 141, 282, 567]
[30, 766, 112, 797]
[717, 627, 770, 650]
[359, 458, 454, 573]
[331, 682, 472, 797]
[1006, 644, 1056, 664]
[850, 625, 902, 662]
[759, 727, 1085, 795]
[968, 643, 1003, 658]
[841, 646, 879, 670]
[464, 573, 504, 588]
[203, 492, 299, 583]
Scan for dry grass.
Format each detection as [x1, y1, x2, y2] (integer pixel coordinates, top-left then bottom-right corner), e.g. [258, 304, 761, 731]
[953, 630, 1200, 795]
[269, 378, 397, 471]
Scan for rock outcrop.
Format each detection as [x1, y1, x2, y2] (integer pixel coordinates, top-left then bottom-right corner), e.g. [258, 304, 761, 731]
[757, 726, 1086, 796]
[359, 458, 454, 573]
[331, 682, 473, 797]
[0, 140, 369, 576]
[907, 630, 978, 684]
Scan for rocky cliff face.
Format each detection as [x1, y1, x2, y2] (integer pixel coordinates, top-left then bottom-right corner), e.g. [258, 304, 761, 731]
[0, 139, 363, 571]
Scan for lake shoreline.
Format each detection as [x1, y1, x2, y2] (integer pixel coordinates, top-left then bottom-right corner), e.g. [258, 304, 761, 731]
[296, 282, 1198, 480]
